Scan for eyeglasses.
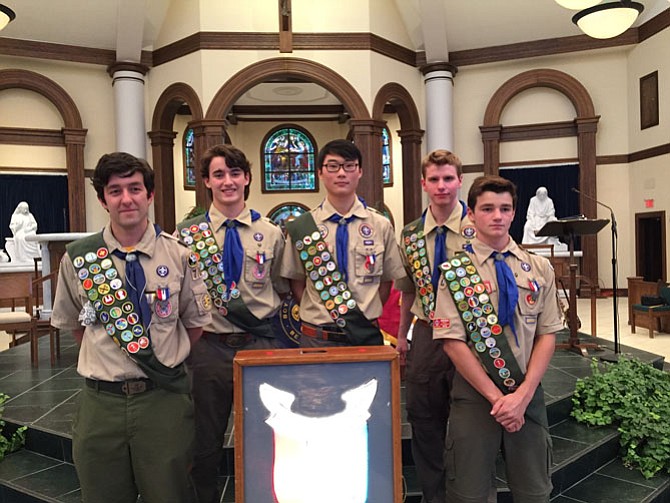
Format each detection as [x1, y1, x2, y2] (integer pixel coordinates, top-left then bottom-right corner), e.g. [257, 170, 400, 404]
[322, 161, 359, 173]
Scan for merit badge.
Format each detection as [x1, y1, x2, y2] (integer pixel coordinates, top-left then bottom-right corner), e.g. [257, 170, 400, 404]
[317, 224, 329, 238]
[97, 247, 109, 259]
[73, 256, 85, 268]
[359, 223, 373, 238]
[156, 265, 169, 277]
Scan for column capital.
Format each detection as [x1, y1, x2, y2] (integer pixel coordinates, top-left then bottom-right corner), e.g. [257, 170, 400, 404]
[107, 61, 150, 78]
[148, 129, 177, 146]
[420, 62, 458, 77]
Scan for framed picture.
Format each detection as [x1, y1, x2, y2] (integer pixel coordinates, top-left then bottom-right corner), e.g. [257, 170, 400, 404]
[640, 71, 659, 130]
[233, 346, 402, 503]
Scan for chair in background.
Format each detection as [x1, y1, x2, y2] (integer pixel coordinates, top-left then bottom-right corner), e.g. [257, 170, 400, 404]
[31, 266, 61, 366]
[0, 274, 37, 364]
[631, 285, 670, 339]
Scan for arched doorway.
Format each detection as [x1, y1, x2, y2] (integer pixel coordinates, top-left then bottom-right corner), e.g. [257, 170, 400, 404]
[149, 83, 204, 232]
[0, 69, 87, 231]
[372, 82, 424, 226]
[480, 68, 600, 289]
[204, 58, 384, 209]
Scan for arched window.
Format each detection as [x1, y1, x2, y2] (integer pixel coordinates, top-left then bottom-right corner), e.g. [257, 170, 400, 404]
[382, 126, 393, 186]
[261, 125, 317, 193]
[183, 127, 231, 190]
[268, 202, 310, 234]
[183, 127, 196, 190]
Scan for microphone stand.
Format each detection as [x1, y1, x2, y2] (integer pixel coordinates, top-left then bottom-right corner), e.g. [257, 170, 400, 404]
[572, 188, 620, 360]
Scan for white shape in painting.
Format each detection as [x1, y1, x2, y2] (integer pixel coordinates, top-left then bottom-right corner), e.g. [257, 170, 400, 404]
[6, 201, 41, 264]
[259, 379, 378, 503]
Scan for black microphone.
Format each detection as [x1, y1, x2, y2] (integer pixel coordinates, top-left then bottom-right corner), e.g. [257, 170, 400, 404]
[572, 187, 612, 212]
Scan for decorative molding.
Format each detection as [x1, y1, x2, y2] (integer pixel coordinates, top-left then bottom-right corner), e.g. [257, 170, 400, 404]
[419, 62, 458, 76]
[3, 9, 669, 69]
[0, 37, 151, 66]
[107, 61, 150, 77]
[499, 121, 577, 142]
[0, 127, 65, 146]
[448, 32, 637, 67]
[230, 105, 346, 116]
[629, 143, 670, 163]
[0, 166, 66, 174]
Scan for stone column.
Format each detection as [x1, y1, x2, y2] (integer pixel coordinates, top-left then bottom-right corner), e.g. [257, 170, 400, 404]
[420, 62, 458, 152]
[107, 62, 149, 158]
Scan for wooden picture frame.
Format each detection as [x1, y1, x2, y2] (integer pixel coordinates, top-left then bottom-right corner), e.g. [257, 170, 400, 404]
[640, 71, 659, 130]
[233, 346, 402, 503]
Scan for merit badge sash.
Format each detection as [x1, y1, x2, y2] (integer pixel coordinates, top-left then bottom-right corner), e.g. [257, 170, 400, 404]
[67, 232, 188, 393]
[177, 214, 277, 339]
[286, 212, 383, 346]
[402, 202, 470, 322]
[440, 252, 546, 425]
[402, 216, 436, 321]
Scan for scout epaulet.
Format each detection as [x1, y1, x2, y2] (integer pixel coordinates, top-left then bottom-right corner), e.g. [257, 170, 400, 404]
[285, 212, 382, 346]
[176, 213, 276, 338]
[439, 252, 525, 393]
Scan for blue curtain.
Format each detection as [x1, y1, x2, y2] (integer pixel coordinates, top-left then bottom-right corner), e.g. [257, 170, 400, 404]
[0, 174, 69, 254]
[500, 164, 580, 249]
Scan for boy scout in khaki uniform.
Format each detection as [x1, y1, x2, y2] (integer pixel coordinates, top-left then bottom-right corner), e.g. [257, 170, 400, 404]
[176, 144, 288, 503]
[433, 175, 563, 502]
[395, 150, 475, 503]
[281, 139, 406, 347]
[51, 152, 211, 503]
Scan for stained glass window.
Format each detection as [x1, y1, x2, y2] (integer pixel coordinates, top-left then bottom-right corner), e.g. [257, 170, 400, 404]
[183, 127, 196, 190]
[382, 126, 393, 186]
[262, 125, 317, 193]
[268, 203, 310, 234]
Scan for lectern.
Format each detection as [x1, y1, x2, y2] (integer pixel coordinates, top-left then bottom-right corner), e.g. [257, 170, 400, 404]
[537, 218, 608, 355]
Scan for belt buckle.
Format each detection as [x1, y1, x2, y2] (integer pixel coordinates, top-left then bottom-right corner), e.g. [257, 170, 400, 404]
[122, 380, 147, 395]
[225, 334, 249, 348]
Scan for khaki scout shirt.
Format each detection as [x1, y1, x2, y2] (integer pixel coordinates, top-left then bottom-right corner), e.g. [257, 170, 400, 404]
[395, 202, 476, 322]
[432, 238, 563, 373]
[280, 197, 407, 326]
[52, 222, 212, 381]
[203, 204, 289, 333]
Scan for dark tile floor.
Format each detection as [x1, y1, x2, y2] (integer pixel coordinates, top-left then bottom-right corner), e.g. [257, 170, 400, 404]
[0, 330, 668, 502]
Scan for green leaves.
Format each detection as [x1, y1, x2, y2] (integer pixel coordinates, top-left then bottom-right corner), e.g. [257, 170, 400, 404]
[0, 393, 27, 462]
[571, 357, 670, 479]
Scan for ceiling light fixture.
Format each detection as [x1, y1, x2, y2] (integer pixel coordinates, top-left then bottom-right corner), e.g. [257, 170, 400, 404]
[0, 4, 15, 31]
[555, 0, 601, 9]
[572, 0, 644, 39]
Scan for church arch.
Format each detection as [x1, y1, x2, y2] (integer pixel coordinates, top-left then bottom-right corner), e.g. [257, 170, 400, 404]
[0, 69, 86, 231]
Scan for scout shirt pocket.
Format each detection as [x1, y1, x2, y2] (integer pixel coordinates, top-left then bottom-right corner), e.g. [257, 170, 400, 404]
[243, 247, 274, 287]
[147, 280, 181, 324]
[516, 275, 544, 326]
[353, 244, 384, 282]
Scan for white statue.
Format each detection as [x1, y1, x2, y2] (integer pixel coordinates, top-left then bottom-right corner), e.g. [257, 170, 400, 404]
[7, 201, 41, 263]
[522, 187, 567, 251]
[0, 249, 9, 263]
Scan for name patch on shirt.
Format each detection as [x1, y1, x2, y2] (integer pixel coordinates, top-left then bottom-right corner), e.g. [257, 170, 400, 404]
[433, 318, 451, 329]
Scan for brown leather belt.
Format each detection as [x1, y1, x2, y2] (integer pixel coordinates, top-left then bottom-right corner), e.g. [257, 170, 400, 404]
[300, 323, 349, 343]
[203, 331, 253, 348]
[86, 378, 155, 396]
